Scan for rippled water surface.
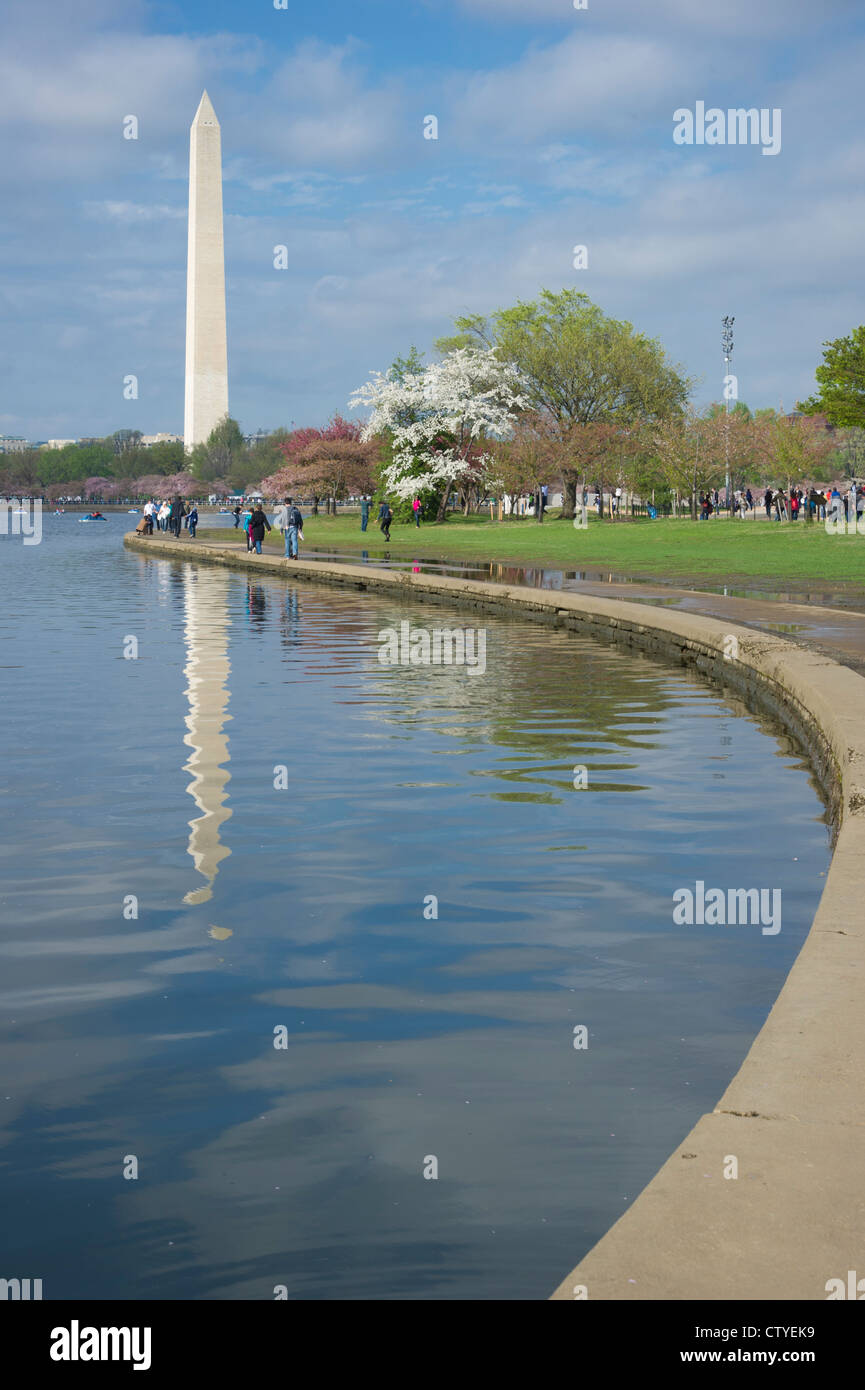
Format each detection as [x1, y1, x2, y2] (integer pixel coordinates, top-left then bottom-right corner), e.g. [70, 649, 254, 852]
[0, 516, 831, 1299]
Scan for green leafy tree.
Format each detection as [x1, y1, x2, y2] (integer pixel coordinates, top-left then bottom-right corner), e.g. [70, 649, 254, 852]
[36, 441, 113, 485]
[798, 326, 865, 427]
[830, 426, 865, 479]
[112, 429, 143, 455]
[652, 410, 728, 517]
[111, 446, 150, 479]
[763, 413, 835, 487]
[0, 449, 40, 493]
[145, 440, 187, 475]
[188, 415, 245, 481]
[242, 429, 293, 488]
[436, 289, 690, 517]
[706, 400, 753, 421]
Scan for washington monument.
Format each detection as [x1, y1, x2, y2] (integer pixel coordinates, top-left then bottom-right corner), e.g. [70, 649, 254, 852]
[184, 91, 228, 452]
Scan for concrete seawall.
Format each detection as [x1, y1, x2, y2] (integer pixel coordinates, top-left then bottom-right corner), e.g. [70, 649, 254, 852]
[124, 532, 865, 1300]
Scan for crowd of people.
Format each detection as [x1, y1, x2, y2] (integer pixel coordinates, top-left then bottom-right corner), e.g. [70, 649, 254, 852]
[696, 482, 863, 522]
[135, 495, 308, 556]
[356, 495, 419, 538]
[132, 481, 864, 551]
[228, 498, 305, 556]
[136, 497, 199, 537]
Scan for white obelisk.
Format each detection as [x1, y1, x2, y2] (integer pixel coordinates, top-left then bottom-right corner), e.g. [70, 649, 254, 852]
[184, 91, 228, 452]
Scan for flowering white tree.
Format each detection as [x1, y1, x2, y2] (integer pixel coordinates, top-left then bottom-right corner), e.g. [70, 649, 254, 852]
[349, 348, 528, 519]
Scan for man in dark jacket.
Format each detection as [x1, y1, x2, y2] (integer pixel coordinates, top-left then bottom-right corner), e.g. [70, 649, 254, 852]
[169, 496, 185, 537]
[378, 499, 392, 541]
[281, 497, 303, 558]
[249, 505, 271, 554]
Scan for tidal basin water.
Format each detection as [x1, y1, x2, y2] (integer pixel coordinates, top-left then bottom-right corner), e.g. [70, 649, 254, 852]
[1, 517, 831, 1300]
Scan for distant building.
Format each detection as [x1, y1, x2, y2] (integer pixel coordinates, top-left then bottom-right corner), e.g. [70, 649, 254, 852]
[244, 430, 271, 447]
[0, 436, 32, 453]
[42, 439, 78, 449]
[141, 433, 183, 446]
[786, 411, 833, 431]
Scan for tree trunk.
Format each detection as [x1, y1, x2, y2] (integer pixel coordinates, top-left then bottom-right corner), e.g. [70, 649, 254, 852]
[436, 484, 452, 522]
[561, 476, 576, 520]
[312, 496, 319, 516]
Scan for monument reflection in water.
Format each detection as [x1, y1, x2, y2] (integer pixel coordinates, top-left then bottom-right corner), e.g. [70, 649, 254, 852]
[181, 568, 232, 905]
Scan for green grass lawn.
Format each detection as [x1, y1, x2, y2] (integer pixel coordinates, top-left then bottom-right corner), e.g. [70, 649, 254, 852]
[199, 511, 865, 592]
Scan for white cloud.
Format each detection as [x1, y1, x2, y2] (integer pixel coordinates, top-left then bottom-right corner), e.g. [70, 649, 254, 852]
[83, 201, 185, 222]
[231, 41, 409, 170]
[448, 33, 689, 146]
[455, 0, 856, 37]
[0, 0, 861, 438]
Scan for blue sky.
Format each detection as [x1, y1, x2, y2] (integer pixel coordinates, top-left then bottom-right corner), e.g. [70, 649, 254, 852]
[1, 0, 863, 439]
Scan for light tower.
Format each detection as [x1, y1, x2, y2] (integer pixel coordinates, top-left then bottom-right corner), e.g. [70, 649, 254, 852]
[722, 316, 735, 510]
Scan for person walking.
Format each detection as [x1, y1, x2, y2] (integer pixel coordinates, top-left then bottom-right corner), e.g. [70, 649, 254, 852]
[242, 503, 253, 551]
[249, 504, 271, 555]
[233, 505, 242, 529]
[157, 500, 170, 532]
[412, 496, 421, 528]
[274, 497, 289, 553]
[187, 504, 199, 539]
[360, 495, 370, 532]
[829, 486, 842, 524]
[275, 496, 302, 558]
[169, 495, 185, 537]
[764, 488, 773, 520]
[378, 498, 392, 541]
[285, 497, 303, 558]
